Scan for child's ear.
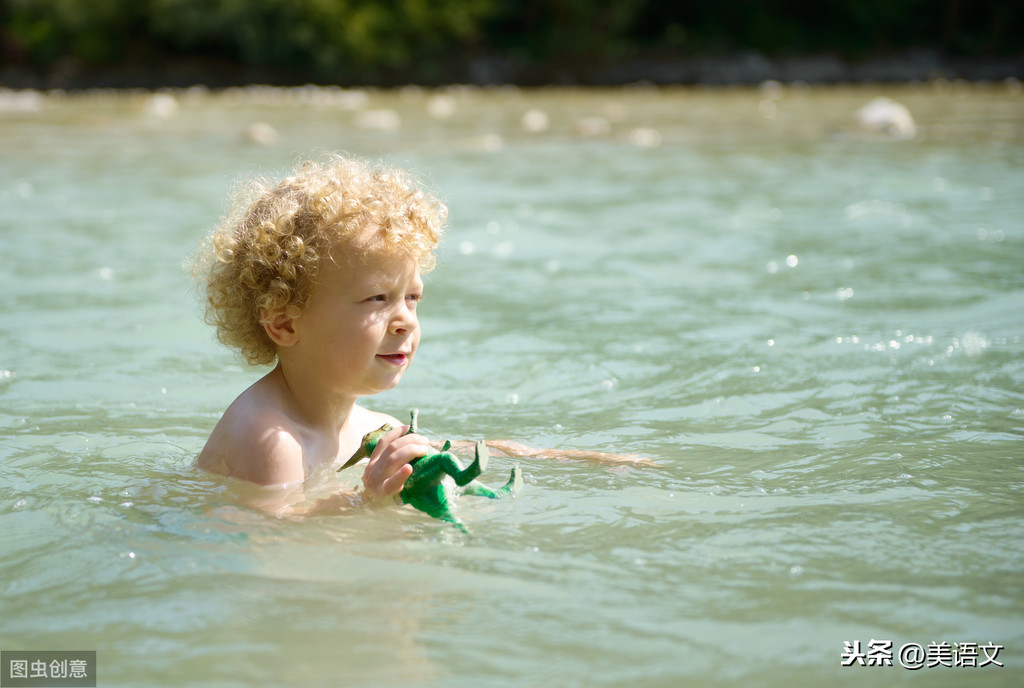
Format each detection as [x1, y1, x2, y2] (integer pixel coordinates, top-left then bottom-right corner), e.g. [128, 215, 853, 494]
[260, 305, 302, 347]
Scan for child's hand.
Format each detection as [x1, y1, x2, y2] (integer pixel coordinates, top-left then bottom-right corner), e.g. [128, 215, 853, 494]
[360, 425, 432, 501]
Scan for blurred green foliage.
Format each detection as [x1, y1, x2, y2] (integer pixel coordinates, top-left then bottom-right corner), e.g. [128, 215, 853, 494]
[620, 0, 1022, 57]
[3, 0, 493, 78]
[2, 0, 1020, 82]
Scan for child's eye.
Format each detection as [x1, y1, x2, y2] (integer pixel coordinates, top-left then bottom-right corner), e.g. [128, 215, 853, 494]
[367, 294, 387, 302]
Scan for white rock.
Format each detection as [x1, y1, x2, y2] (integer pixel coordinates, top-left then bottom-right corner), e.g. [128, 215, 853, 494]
[243, 122, 278, 146]
[854, 97, 916, 140]
[355, 109, 400, 130]
[144, 92, 179, 119]
[521, 108, 549, 133]
[575, 116, 611, 138]
[0, 89, 44, 113]
[427, 94, 457, 119]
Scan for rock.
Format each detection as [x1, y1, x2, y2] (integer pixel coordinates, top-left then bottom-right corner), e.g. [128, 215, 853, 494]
[354, 109, 400, 130]
[521, 108, 549, 133]
[574, 116, 611, 138]
[427, 94, 457, 119]
[854, 97, 916, 140]
[243, 122, 278, 146]
[628, 128, 661, 147]
[0, 89, 44, 113]
[143, 92, 179, 118]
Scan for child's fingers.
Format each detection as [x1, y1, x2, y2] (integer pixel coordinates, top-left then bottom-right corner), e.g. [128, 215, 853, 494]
[369, 426, 409, 460]
[379, 462, 413, 496]
[364, 430, 430, 498]
[372, 431, 430, 463]
[393, 433, 431, 455]
[362, 427, 404, 497]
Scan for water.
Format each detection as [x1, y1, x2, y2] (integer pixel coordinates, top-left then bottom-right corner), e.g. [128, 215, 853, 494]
[1, 83, 1022, 687]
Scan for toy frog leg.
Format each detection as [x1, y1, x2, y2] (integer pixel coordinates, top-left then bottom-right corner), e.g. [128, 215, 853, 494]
[451, 441, 488, 486]
[462, 465, 524, 499]
[459, 482, 499, 498]
[402, 446, 483, 495]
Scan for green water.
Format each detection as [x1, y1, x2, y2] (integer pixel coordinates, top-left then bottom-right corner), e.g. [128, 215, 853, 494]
[1, 83, 1022, 687]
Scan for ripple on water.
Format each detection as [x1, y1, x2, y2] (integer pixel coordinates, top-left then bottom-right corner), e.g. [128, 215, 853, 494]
[2, 86, 1023, 684]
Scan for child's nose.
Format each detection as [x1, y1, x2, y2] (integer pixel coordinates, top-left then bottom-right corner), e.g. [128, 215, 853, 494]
[390, 302, 417, 333]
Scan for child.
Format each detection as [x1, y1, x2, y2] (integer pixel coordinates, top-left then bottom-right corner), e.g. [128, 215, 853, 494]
[193, 155, 645, 514]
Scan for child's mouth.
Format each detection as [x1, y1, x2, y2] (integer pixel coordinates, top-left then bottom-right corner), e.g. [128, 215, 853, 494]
[377, 353, 408, 366]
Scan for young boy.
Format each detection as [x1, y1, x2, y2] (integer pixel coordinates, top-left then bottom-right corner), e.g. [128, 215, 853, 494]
[193, 156, 440, 507]
[194, 155, 646, 513]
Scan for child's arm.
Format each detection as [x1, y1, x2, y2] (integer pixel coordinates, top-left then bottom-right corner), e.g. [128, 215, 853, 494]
[222, 424, 434, 517]
[439, 439, 658, 467]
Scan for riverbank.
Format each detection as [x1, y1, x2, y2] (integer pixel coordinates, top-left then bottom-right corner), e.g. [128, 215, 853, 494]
[2, 50, 1022, 91]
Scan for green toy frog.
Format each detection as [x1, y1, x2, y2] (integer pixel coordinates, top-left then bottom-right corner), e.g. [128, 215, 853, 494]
[339, 409, 523, 532]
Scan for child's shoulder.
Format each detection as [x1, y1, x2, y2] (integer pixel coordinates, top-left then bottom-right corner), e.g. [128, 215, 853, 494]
[348, 403, 402, 434]
[196, 381, 307, 486]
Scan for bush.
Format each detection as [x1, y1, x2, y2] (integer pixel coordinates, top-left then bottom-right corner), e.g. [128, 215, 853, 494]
[3, 0, 1021, 83]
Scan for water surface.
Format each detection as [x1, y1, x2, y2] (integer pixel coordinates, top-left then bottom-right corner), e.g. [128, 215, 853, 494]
[1, 82, 1022, 686]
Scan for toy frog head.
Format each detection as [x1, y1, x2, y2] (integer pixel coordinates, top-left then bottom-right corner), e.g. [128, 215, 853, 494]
[339, 423, 392, 471]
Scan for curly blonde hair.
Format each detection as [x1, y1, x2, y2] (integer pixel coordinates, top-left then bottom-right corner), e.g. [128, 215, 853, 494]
[193, 155, 447, 366]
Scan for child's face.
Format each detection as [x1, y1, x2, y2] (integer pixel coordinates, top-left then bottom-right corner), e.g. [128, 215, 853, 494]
[292, 251, 423, 398]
